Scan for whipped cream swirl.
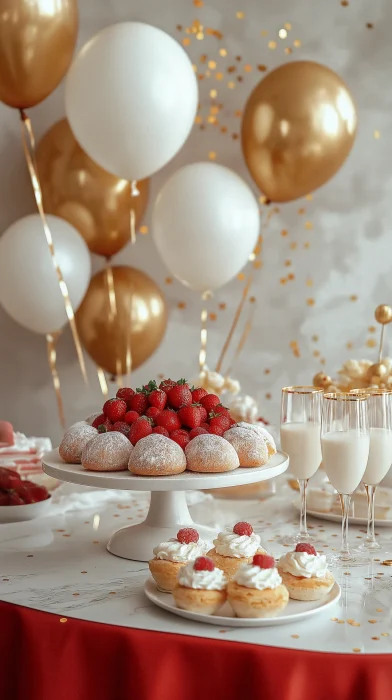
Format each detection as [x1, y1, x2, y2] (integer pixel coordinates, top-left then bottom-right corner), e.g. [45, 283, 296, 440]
[153, 538, 209, 563]
[178, 561, 227, 590]
[213, 529, 262, 558]
[278, 551, 328, 579]
[233, 563, 282, 590]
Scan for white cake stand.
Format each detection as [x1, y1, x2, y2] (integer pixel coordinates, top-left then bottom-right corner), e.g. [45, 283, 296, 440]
[42, 449, 289, 562]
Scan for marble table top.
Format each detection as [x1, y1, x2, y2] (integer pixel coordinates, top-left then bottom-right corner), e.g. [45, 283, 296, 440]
[1, 480, 392, 655]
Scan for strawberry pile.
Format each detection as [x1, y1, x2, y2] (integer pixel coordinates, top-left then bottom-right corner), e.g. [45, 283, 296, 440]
[92, 379, 236, 450]
[0, 467, 49, 506]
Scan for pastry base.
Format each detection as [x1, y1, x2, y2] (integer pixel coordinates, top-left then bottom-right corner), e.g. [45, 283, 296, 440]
[278, 568, 335, 601]
[148, 559, 184, 592]
[207, 548, 266, 580]
[173, 585, 227, 614]
[227, 581, 289, 618]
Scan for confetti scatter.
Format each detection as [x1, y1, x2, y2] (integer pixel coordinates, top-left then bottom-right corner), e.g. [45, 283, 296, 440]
[366, 23, 374, 29]
[279, 29, 288, 39]
[374, 130, 381, 139]
[352, 648, 362, 653]
[290, 340, 300, 358]
[257, 64, 268, 72]
[268, 41, 277, 50]
[350, 295, 358, 302]
[59, 618, 67, 623]
[139, 225, 148, 235]
[306, 298, 315, 307]
[291, 634, 299, 639]
[177, 302, 187, 310]
[236, 11, 244, 19]
[208, 151, 217, 160]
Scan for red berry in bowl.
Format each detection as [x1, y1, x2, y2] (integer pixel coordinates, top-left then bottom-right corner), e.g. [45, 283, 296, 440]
[9, 492, 25, 505]
[177, 527, 199, 544]
[233, 521, 253, 537]
[103, 398, 127, 422]
[124, 410, 140, 425]
[253, 554, 275, 569]
[129, 417, 153, 445]
[295, 543, 317, 556]
[153, 426, 169, 437]
[189, 427, 208, 440]
[170, 429, 190, 450]
[191, 387, 208, 403]
[194, 556, 215, 572]
[0, 491, 10, 506]
[116, 387, 135, 404]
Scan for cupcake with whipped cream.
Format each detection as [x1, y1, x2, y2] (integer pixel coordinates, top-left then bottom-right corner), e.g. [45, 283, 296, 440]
[277, 543, 335, 601]
[149, 528, 209, 592]
[207, 521, 267, 580]
[227, 553, 289, 618]
[173, 556, 227, 614]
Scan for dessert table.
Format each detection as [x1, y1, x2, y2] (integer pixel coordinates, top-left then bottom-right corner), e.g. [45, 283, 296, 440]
[1, 480, 392, 700]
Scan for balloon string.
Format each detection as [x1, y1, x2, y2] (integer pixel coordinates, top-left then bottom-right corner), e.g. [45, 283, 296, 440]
[199, 291, 212, 372]
[19, 110, 88, 385]
[46, 333, 66, 430]
[96, 367, 109, 397]
[104, 260, 124, 381]
[224, 300, 257, 378]
[130, 180, 139, 245]
[379, 325, 385, 363]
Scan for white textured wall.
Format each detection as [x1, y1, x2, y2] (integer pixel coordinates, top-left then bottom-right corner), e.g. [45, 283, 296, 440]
[0, 0, 391, 444]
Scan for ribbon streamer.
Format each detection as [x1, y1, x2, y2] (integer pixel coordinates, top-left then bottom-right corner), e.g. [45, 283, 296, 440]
[96, 367, 109, 397]
[20, 110, 88, 384]
[379, 325, 385, 363]
[224, 299, 257, 378]
[130, 180, 139, 245]
[46, 333, 66, 429]
[199, 291, 212, 371]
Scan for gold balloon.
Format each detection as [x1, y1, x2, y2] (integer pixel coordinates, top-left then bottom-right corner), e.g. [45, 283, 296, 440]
[36, 119, 149, 258]
[76, 266, 167, 376]
[241, 61, 357, 202]
[0, 0, 78, 109]
[375, 305, 392, 325]
[313, 372, 332, 388]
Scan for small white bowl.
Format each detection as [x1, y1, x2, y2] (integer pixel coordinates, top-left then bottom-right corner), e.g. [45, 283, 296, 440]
[0, 496, 52, 523]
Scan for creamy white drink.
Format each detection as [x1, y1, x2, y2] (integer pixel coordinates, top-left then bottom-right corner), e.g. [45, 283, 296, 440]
[321, 430, 370, 494]
[280, 422, 322, 480]
[363, 427, 392, 485]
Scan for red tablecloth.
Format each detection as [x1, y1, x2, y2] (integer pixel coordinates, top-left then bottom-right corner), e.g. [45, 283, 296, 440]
[1, 601, 391, 700]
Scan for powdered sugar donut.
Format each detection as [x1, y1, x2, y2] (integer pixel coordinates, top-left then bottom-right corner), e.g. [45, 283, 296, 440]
[235, 422, 277, 457]
[59, 424, 98, 463]
[81, 432, 132, 472]
[223, 426, 268, 467]
[128, 434, 186, 476]
[185, 434, 239, 473]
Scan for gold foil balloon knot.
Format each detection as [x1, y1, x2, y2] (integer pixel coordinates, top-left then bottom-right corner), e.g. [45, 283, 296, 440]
[375, 305, 392, 325]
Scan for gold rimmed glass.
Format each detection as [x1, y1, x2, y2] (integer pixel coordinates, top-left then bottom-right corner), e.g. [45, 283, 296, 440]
[350, 389, 392, 552]
[321, 392, 370, 568]
[280, 386, 323, 545]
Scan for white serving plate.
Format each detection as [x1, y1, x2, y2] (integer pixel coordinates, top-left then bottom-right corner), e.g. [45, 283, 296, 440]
[144, 578, 341, 628]
[293, 500, 392, 528]
[0, 496, 51, 523]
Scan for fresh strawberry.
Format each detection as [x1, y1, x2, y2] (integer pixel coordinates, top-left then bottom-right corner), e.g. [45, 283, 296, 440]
[129, 417, 153, 445]
[128, 393, 149, 415]
[257, 417, 270, 425]
[253, 554, 275, 569]
[124, 410, 140, 425]
[177, 405, 202, 430]
[0, 467, 21, 480]
[148, 389, 167, 411]
[116, 387, 135, 404]
[19, 482, 49, 503]
[177, 528, 199, 544]
[200, 394, 221, 413]
[228, 417, 236, 426]
[111, 421, 130, 437]
[197, 405, 208, 423]
[0, 471, 23, 490]
[189, 427, 208, 440]
[214, 404, 231, 417]
[159, 379, 177, 395]
[233, 522, 253, 537]
[92, 413, 106, 429]
[155, 410, 181, 433]
[208, 425, 224, 436]
[153, 426, 169, 437]
[145, 406, 161, 421]
[191, 387, 208, 403]
[103, 398, 127, 422]
[0, 491, 9, 505]
[200, 422, 210, 430]
[209, 414, 231, 432]
[194, 556, 215, 572]
[170, 429, 190, 450]
[168, 383, 192, 409]
[295, 542, 317, 556]
[8, 492, 25, 505]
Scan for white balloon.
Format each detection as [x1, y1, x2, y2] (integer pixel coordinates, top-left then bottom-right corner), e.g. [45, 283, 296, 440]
[65, 22, 198, 181]
[0, 215, 91, 334]
[152, 163, 260, 292]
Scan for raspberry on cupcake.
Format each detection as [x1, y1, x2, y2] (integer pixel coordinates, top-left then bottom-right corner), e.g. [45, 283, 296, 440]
[277, 543, 335, 601]
[173, 556, 228, 614]
[207, 522, 267, 580]
[227, 553, 289, 618]
[149, 528, 210, 592]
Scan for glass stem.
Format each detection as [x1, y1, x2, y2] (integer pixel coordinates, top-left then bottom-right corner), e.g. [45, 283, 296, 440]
[298, 478, 309, 538]
[365, 484, 377, 545]
[339, 493, 352, 559]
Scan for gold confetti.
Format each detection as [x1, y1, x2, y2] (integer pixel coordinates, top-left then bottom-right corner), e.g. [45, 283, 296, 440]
[237, 76, 243, 83]
[305, 221, 313, 230]
[72, 593, 80, 596]
[109, 591, 117, 595]
[265, 392, 272, 400]
[208, 60, 216, 69]
[249, 296, 256, 303]
[264, 368, 271, 374]
[193, 0, 204, 5]
[183, 38, 191, 47]
[284, 23, 292, 30]
[290, 242, 297, 250]
[352, 648, 361, 653]
[208, 151, 217, 160]
[284, 259, 292, 267]
[177, 302, 187, 309]
[376, 608, 384, 613]
[219, 302, 226, 310]
[291, 634, 299, 639]
[268, 41, 277, 49]
[372, 637, 380, 641]
[59, 618, 67, 623]
[235, 55, 242, 61]
[312, 335, 319, 342]
[279, 29, 288, 39]
[331, 617, 338, 622]
[284, 47, 293, 54]
[307, 298, 315, 306]
[305, 193, 313, 201]
[236, 11, 244, 19]
[237, 272, 245, 281]
[280, 277, 287, 285]
[139, 225, 148, 234]
[381, 633, 389, 637]
[288, 273, 295, 281]
[297, 207, 305, 215]
[290, 340, 300, 358]
[195, 115, 202, 125]
[281, 229, 288, 237]
[209, 312, 217, 321]
[306, 278, 313, 287]
[346, 342, 353, 349]
[228, 81, 235, 89]
[196, 32, 204, 40]
[244, 64, 252, 72]
[261, 30, 268, 37]
[374, 130, 381, 139]
[366, 339, 377, 348]
[219, 48, 227, 56]
[366, 23, 374, 29]
[368, 620, 377, 624]
[165, 277, 173, 284]
[220, 126, 227, 133]
[304, 242, 310, 249]
[253, 260, 262, 269]
[176, 25, 182, 31]
[227, 66, 236, 73]
[313, 350, 320, 358]
[341, 0, 349, 5]
[350, 295, 358, 302]
[293, 39, 301, 47]
[81, 571, 88, 574]
[216, 72, 224, 80]
[210, 89, 217, 98]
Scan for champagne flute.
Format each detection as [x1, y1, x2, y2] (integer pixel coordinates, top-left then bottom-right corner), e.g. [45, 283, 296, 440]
[321, 393, 370, 568]
[280, 386, 323, 545]
[351, 389, 392, 551]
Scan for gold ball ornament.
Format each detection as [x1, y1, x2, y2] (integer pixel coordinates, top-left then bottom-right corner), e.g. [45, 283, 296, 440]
[375, 305, 392, 325]
[313, 372, 332, 388]
[367, 363, 388, 383]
